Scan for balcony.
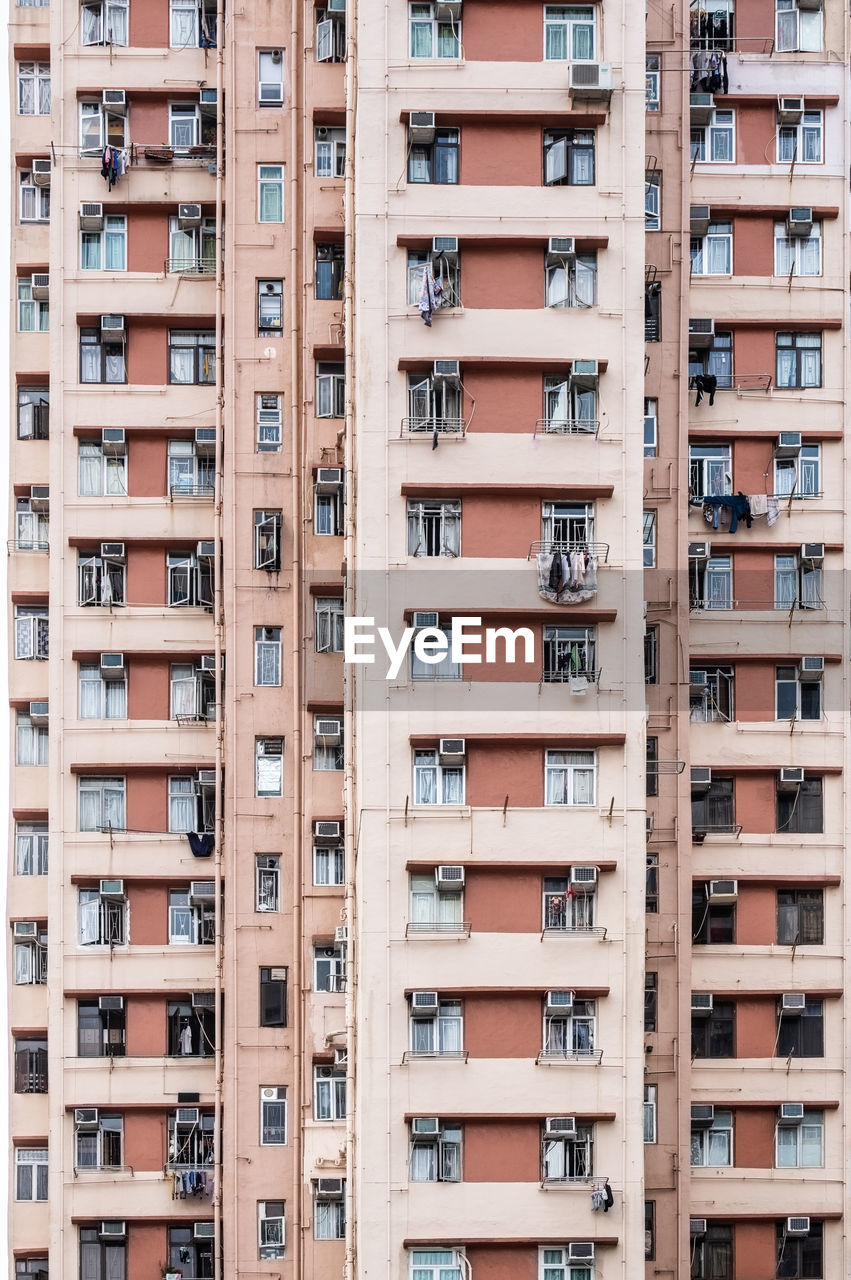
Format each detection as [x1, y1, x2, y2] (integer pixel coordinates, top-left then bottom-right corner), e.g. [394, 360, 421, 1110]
[166, 258, 215, 277]
[400, 415, 468, 440]
[405, 920, 471, 939]
[535, 417, 599, 437]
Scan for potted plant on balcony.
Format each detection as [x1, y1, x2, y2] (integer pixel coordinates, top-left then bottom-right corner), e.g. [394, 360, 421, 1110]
[161, 1264, 182, 1280]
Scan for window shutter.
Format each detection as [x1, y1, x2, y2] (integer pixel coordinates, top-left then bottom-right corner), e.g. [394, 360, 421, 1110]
[316, 18, 333, 61]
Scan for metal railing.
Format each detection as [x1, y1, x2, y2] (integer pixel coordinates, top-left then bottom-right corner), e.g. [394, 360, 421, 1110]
[535, 418, 599, 437]
[529, 540, 610, 563]
[9, 538, 48, 553]
[401, 416, 468, 438]
[166, 258, 216, 276]
[169, 483, 215, 498]
[405, 921, 472, 938]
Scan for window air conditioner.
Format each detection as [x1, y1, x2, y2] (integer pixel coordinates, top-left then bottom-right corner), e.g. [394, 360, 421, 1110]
[708, 879, 737, 902]
[31, 274, 49, 300]
[571, 359, 599, 382]
[413, 611, 439, 629]
[438, 738, 465, 761]
[99, 879, 125, 900]
[690, 767, 712, 792]
[570, 866, 598, 890]
[778, 767, 804, 789]
[100, 652, 125, 678]
[102, 90, 127, 111]
[569, 62, 613, 99]
[786, 1217, 810, 1237]
[100, 314, 125, 334]
[781, 992, 807, 1012]
[545, 989, 574, 1012]
[688, 541, 710, 560]
[690, 1219, 707, 1237]
[689, 205, 711, 235]
[777, 96, 804, 123]
[197, 770, 217, 786]
[775, 431, 802, 456]
[194, 427, 216, 454]
[432, 236, 459, 259]
[29, 485, 49, 511]
[690, 1104, 715, 1127]
[28, 701, 49, 726]
[433, 359, 461, 387]
[800, 542, 824, 562]
[315, 1178, 344, 1199]
[101, 428, 126, 456]
[409, 112, 436, 144]
[435, 864, 465, 889]
[544, 1116, 577, 1138]
[410, 990, 439, 1012]
[315, 717, 343, 743]
[779, 1103, 805, 1124]
[799, 656, 824, 677]
[32, 159, 51, 185]
[12, 921, 37, 938]
[194, 1222, 215, 1239]
[787, 207, 813, 237]
[197, 540, 216, 559]
[199, 88, 218, 108]
[314, 820, 343, 841]
[191, 991, 216, 1009]
[568, 1245, 594, 1264]
[190, 880, 215, 903]
[99, 1223, 126, 1239]
[316, 467, 343, 492]
[435, 0, 462, 19]
[100, 542, 125, 560]
[411, 1116, 440, 1136]
[689, 92, 714, 125]
[200, 654, 218, 671]
[178, 203, 203, 229]
[547, 236, 575, 256]
[334, 925, 348, 944]
[691, 992, 713, 1015]
[75, 1108, 99, 1128]
[688, 317, 715, 348]
[99, 995, 124, 1012]
[176, 1106, 200, 1126]
[79, 202, 104, 230]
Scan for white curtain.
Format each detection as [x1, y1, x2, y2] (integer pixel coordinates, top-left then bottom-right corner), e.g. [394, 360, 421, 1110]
[79, 892, 100, 944]
[414, 755, 437, 804]
[169, 780, 197, 832]
[171, 0, 199, 46]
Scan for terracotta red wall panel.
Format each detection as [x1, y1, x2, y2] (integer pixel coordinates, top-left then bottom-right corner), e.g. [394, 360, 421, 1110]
[129, 321, 168, 385]
[128, 211, 169, 273]
[127, 545, 166, 607]
[464, 1119, 540, 1181]
[733, 215, 774, 276]
[127, 774, 167, 835]
[733, 1106, 775, 1168]
[130, 0, 170, 48]
[735, 0, 775, 49]
[466, 1246, 537, 1280]
[732, 549, 775, 613]
[127, 435, 166, 498]
[464, 3, 541, 62]
[127, 658, 170, 720]
[462, 494, 540, 556]
[129, 884, 168, 945]
[462, 368, 544, 434]
[734, 1221, 777, 1280]
[733, 328, 775, 383]
[467, 742, 543, 807]
[466, 993, 541, 1057]
[736, 884, 777, 945]
[124, 1109, 166, 1172]
[462, 245, 543, 308]
[131, 102, 169, 149]
[466, 869, 542, 932]
[127, 1225, 167, 1280]
[733, 437, 775, 496]
[125, 995, 167, 1057]
[462, 124, 541, 186]
[733, 663, 774, 722]
[735, 772, 777, 834]
[735, 997, 776, 1057]
[736, 103, 775, 165]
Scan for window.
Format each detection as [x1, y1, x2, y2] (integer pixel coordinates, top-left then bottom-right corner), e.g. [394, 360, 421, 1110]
[644, 971, 658, 1032]
[81, 0, 128, 43]
[691, 1109, 732, 1166]
[774, 443, 820, 498]
[643, 511, 657, 568]
[543, 999, 596, 1057]
[314, 1065, 346, 1120]
[408, 128, 459, 184]
[776, 332, 821, 388]
[645, 172, 660, 230]
[314, 840, 345, 886]
[314, 944, 346, 992]
[79, 440, 127, 497]
[691, 775, 734, 834]
[15, 497, 48, 551]
[167, 1000, 216, 1057]
[776, 665, 821, 721]
[257, 393, 283, 451]
[316, 362, 345, 418]
[258, 1201, 285, 1259]
[775, 220, 821, 277]
[544, 129, 595, 186]
[690, 0, 735, 49]
[19, 170, 50, 223]
[689, 329, 733, 387]
[316, 8, 346, 61]
[542, 501, 595, 546]
[258, 165, 284, 221]
[545, 750, 596, 806]
[170, 664, 215, 721]
[167, 1227, 213, 1280]
[16, 822, 48, 876]
[777, 889, 823, 945]
[689, 665, 734, 723]
[407, 248, 461, 308]
[542, 1123, 594, 1182]
[169, 330, 215, 385]
[644, 626, 658, 684]
[15, 1149, 47, 1200]
[314, 717, 344, 771]
[410, 874, 463, 931]
[315, 597, 344, 652]
[643, 1085, 657, 1142]
[14, 928, 47, 985]
[692, 1225, 733, 1280]
[169, 889, 214, 945]
[80, 327, 126, 384]
[81, 214, 127, 271]
[646, 737, 658, 798]
[545, 250, 597, 308]
[260, 1088, 287, 1145]
[80, 101, 127, 155]
[413, 749, 465, 805]
[79, 1229, 126, 1280]
[257, 739, 284, 797]
[691, 108, 735, 162]
[255, 627, 282, 686]
[690, 555, 732, 610]
[777, 778, 823, 834]
[410, 998, 463, 1055]
[79, 888, 126, 946]
[79, 663, 127, 720]
[254, 510, 282, 570]
[776, 1220, 822, 1279]
[778, 110, 822, 163]
[168, 776, 212, 834]
[407, 372, 463, 434]
[18, 62, 50, 115]
[15, 606, 49, 659]
[774, 554, 822, 611]
[543, 626, 596, 683]
[544, 5, 596, 59]
[168, 440, 214, 496]
[79, 776, 126, 831]
[17, 386, 49, 440]
[258, 280, 283, 334]
[169, 216, 216, 275]
[646, 853, 659, 913]
[409, 2, 460, 57]
[316, 243, 344, 299]
[78, 1000, 126, 1057]
[75, 1114, 123, 1169]
[315, 126, 346, 177]
[170, 0, 217, 48]
[410, 620, 462, 682]
[409, 1250, 464, 1280]
[14, 1037, 48, 1093]
[167, 551, 213, 608]
[776, 1110, 823, 1167]
[691, 1000, 734, 1058]
[691, 221, 732, 275]
[776, 0, 822, 52]
[18, 279, 49, 333]
[543, 876, 595, 931]
[645, 282, 660, 341]
[314, 1182, 345, 1240]
[258, 50, 284, 105]
[407, 499, 461, 557]
[256, 855, 280, 912]
[167, 1112, 214, 1168]
[645, 53, 660, 111]
[259, 967, 288, 1026]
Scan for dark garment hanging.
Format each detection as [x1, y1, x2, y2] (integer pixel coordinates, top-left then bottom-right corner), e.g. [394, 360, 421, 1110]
[700, 492, 752, 534]
[548, 552, 564, 592]
[692, 374, 717, 406]
[603, 1180, 614, 1211]
[187, 832, 215, 857]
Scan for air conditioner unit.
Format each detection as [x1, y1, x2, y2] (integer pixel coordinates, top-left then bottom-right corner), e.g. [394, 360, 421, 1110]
[777, 95, 804, 123]
[197, 770, 217, 786]
[571, 359, 599, 380]
[689, 92, 714, 124]
[435, 0, 462, 19]
[30, 274, 49, 300]
[75, 1108, 99, 1129]
[98, 1222, 126, 1239]
[433, 359, 461, 386]
[315, 717, 343, 742]
[786, 1217, 810, 1237]
[101, 427, 126, 456]
[546, 989, 574, 1011]
[199, 87, 218, 108]
[787, 206, 813, 237]
[334, 925, 348, 944]
[547, 236, 575, 256]
[327, 0, 346, 11]
[690, 1219, 707, 1237]
[100, 542, 125, 560]
[799, 656, 824, 677]
[570, 866, 598, 891]
[438, 738, 465, 761]
[688, 541, 710, 560]
[79, 202, 104, 230]
[776, 430, 802, 456]
[13, 921, 37, 938]
[411, 1116, 440, 1136]
[29, 485, 49, 512]
[178, 203, 203, 228]
[409, 111, 436, 144]
[688, 317, 715, 348]
[28, 701, 49, 726]
[102, 89, 127, 111]
[194, 427, 216, 454]
[191, 991, 216, 1009]
[413, 611, 439, 629]
[708, 879, 737, 902]
[314, 820, 342, 841]
[779, 767, 804, 789]
[569, 61, 613, 100]
[432, 236, 459, 259]
[544, 1116, 577, 1138]
[190, 880, 215, 903]
[99, 995, 124, 1012]
[100, 314, 125, 334]
[197, 540, 216, 559]
[411, 990, 439, 1012]
[690, 1104, 715, 1127]
[690, 767, 712, 792]
[176, 1106, 200, 1126]
[779, 1103, 805, 1124]
[333, 1046, 347, 1067]
[32, 159, 51, 185]
[801, 542, 824, 562]
[316, 467, 343, 492]
[568, 1245, 594, 1264]
[781, 992, 807, 1012]
[100, 652, 125, 678]
[194, 1222, 215, 1239]
[315, 1178, 344, 1199]
[435, 864, 465, 889]
[99, 879, 125, 900]
[200, 654, 218, 671]
[691, 992, 713, 1015]
[689, 204, 711, 235]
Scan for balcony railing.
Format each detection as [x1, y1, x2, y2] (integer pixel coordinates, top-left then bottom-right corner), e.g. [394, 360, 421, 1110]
[169, 483, 215, 499]
[401, 416, 468, 439]
[405, 920, 472, 938]
[529, 540, 609, 563]
[9, 538, 49, 553]
[535, 418, 600, 437]
[166, 258, 215, 276]
[402, 1048, 469, 1063]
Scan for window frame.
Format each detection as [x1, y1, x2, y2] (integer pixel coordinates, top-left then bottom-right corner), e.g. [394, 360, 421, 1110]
[406, 498, 461, 557]
[256, 738, 284, 797]
[413, 748, 466, 806]
[691, 108, 735, 163]
[544, 749, 597, 807]
[78, 439, 128, 498]
[543, 5, 597, 61]
[775, 331, 822, 389]
[690, 220, 733, 276]
[409, 1, 461, 58]
[80, 327, 126, 384]
[257, 164, 285, 222]
[14, 606, 49, 660]
[78, 775, 126, 832]
[15, 1148, 48, 1201]
[17, 61, 50, 116]
[15, 822, 48, 876]
[314, 126, 346, 177]
[17, 386, 50, 441]
[259, 966, 288, 1027]
[258, 1200, 286, 1260]
[315, 362, 346, 419]
[775, 664, 821, 721]
[256, 854, 281, 912]
[774, 220, 821, 277]
[690, 1108, 733, 1167]
[81, 0, 129, 46]
[543, 128, 595, 186]
[313, 842, 345, 886]
[255, 626, 283, 687]
[778, 110, 823, 163]
[168, 330, 216, 386]
[256, 393, 283, 451]
[776, 1110, 824, 1168]
[315, 597, 345, 653]
[775, 0, 823, 53]
[314, 1065, 346, 1120]
[777, 888, 824, 945]
[74, 1114, 124, 1170]
[19, 169, 50, 223]
[260, 1087, 288, 1146]
[79, 662, 127, 720]
[773, 443, 820, 499]
[17, 279, 49, 333]
[407, 127, 460, 185]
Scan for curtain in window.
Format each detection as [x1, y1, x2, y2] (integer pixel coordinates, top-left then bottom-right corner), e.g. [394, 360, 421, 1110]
[79, 443, 106, 496]
[410, 878, 436, 924]
[411, 1141, 437, 1180]
[437, 1007, 462, 1052]
[411, 1018, 435, 1053]
[256, 642, 280, 685]
[414, 761, 437, 804]
[14, 944, 33, 985]
[569, 141, 594, 185]
[104, 347, 125, 382]
[571, 18, 594, 58]
[257, 755, 282, 795]
[574, 255, 597, 305]
[104, 220, 126, 269]
[107, 1, 129, 45]
[801, 120, 821, 161]
[410, 6, 433, 56]
[18, 70, 34, 115]
[545, 379, 569, 424]
[799, 338, 821, 386]
[170, 780, 197, 832]
[705, 233, 731, 274]
[799, 232, 820, 275]
[81, 4, 103, 43]
[17, 721, 42, 766]
[171, 0, 199, 46]
[440, 767, 464, 803]
[169, 346, 194, 383]
[259, 181, 283, 222]
[103, 1245, 126, 1280]
[171, 667, 197, 717]
[79, 891, 100, 944]
[800, 566, 821, 608]
[80, 343, 103, 383]
[436, 22, 459, 56]
[81, 233, 102, 270]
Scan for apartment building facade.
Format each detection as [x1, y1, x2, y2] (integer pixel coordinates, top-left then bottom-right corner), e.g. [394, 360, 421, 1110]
[7, 1, 848, 1280]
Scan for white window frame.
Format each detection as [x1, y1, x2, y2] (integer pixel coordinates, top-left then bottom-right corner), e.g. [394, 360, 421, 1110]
[773, 444, 820, 499]
[168, 889, 214, 945]
[409, 999, 463, 1055]
[314, 1066, 346, 1120]
[542, 1123, 594, 1182]
[644, 1084, 658, 1142]
[537, 1246, 593, 1280]
[258, 50, 285, 106]
[256, 855, 281, 912]
[15, 1148, 48, 1201]
[15, 498, 49, 551]
[260, 1088, 288, 1145]
[313, 1188, 345, 1240]
[78, 888, 126, 946]
[315, 488, 343, 535]
[690, 221, 732, 275]
[689, 443, 732, 497]
[413, 748, 465, 805]
[408, 1248, 464, 1280]
[410, 1120, 462, 1182]
[409, 874, 463, 930]
[16, 711, 48, 766]
[167, 439, 214, 495]
[17, 61, 50, 116]
[254, 509, 282, 570]
[19, 170, 50, 223]
[255, 627, 282, 686]
[410, 622, 462, 682]
[315, 597, 345, 652]
[15, 822, 48, 876]
[170, 103, 201, 150]
[79, 662, 127, 720]
[543, 5, 597, 60]
[776, 1111, 824, 1168]
[313, 843, 345, 886]
[691, 555, 733, 610]
[74, 1115, 124, 1169]
[644, 398, 658, 457]
[645, 172, 660, 230]
[691, 108, 735, 163]
[256, 738, 284, 797]
[408, 2, 461, 59]
[14, 607, 49, 660]
[166, 552, 212, 608]
[78, 775, 126, 831]
[79, 101, 127, 156]
[168, 216, 216, 275]
[81, 0, 129, 46]
[313, 944, 346, 992]
[17, 280, 49, 333]
[543, 1000, 597, 1056]
[776, 0, 822, 52]
[690, 1109, 733, 1167]
[774, 220, 821, 277]
[643, 511, 657, 568]
[170, 0, 217, 49]
[78, 439, 128, 497]
[407, 499, 461, 557]
[256, 393, 283, 451]
[258, 1200, 285, 1260]
[313, 717, 344, 772]
[544, 750, 597, 806]
[778, 111, 823, 164]
[258, 164, 285, 222]
[315, 362, 346, 419]
[314, 127, 346, 178]
[14, 934, 47, 985]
